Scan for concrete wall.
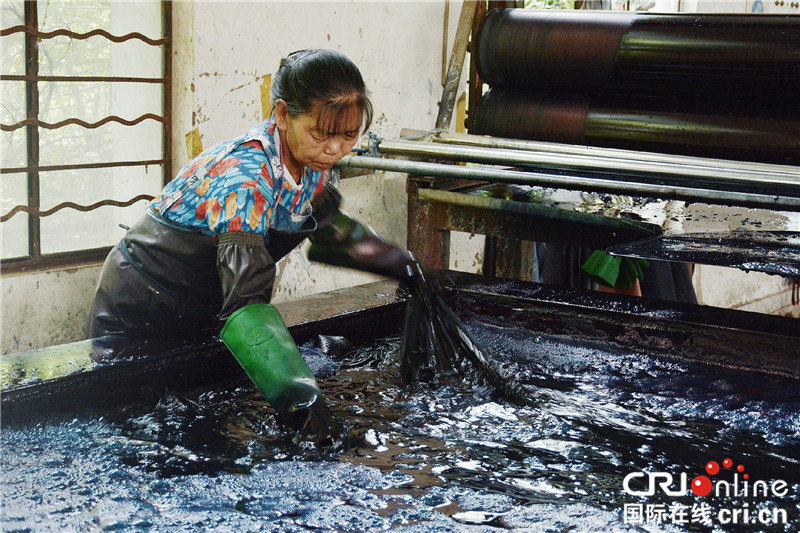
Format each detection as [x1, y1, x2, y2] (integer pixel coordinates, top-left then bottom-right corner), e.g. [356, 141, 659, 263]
[2, 0, 464, 354]
[694, 266, 799, 317]
[1, 265, 100, 354]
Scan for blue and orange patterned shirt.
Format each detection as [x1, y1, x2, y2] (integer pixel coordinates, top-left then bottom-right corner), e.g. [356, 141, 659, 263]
[151, 119, 326, 236]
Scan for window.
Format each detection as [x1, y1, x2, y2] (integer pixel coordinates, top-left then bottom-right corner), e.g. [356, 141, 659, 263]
[1, 0, 170, 273]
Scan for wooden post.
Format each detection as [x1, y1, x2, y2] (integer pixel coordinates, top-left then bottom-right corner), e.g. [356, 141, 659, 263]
[435, 0, 479, 131]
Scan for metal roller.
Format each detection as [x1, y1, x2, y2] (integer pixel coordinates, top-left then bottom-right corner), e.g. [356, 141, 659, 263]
[475, 9, 800, 100]
[473, 88, 800, 165]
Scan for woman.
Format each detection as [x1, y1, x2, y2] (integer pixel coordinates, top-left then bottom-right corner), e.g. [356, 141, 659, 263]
[89, 49, 419, 444]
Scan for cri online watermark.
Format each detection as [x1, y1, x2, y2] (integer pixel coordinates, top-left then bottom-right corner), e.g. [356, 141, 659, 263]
[621, 458, 792, 527]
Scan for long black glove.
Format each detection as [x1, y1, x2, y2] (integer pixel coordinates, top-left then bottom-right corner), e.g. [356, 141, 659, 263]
[308, 186, 418, 284]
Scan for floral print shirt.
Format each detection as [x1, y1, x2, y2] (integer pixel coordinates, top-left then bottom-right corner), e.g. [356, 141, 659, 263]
[151, 119, 326, 236]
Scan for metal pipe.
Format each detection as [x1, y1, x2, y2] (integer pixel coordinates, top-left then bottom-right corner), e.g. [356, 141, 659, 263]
[24, 0, 41, 261]
[432, 131, 799, 175]
[335, 155, 800, 211]
[362, 138, 800, 194]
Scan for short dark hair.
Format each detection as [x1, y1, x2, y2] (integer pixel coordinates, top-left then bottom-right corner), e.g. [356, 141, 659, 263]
[271, 49, 373, 134]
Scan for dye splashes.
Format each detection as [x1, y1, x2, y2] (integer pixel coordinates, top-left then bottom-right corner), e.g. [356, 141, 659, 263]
[3, 321, 800, 531]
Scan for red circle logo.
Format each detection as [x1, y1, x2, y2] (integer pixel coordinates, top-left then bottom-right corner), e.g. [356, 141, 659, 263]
[691, 475, 712, 497]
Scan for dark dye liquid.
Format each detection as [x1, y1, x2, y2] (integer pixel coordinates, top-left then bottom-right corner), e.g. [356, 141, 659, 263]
[3, 319, 799, 532]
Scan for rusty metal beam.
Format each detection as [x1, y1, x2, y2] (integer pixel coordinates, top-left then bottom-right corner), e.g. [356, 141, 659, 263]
[1, 159, 167, 175]
[416, 187, 661, 249]
[0, 25, 168, 46]
[24, 0, 41, 261]
[407, 177, 451, 270]
[1, 74, 167, 83]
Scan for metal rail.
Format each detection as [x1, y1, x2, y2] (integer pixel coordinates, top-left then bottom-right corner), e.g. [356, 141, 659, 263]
[363, 137, 800, 194]
[336, 155, 800, 211]
[432, 131, 800, 175]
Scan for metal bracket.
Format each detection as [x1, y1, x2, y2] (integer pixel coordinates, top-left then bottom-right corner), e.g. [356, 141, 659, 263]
[366, 132, 383, 157]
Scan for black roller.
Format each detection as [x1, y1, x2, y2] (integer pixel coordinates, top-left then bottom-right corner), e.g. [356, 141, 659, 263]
[473, 88, 800, 165]
[475, 9, 800, 101]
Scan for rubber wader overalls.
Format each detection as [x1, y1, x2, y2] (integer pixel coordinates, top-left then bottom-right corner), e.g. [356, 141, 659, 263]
[89, 122, 339, 443]
[89, 123, 417, 445]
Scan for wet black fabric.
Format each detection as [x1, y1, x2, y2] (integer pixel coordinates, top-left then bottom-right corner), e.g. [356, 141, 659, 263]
[638, 260, 697, 304]
[540, 244, 697, 303]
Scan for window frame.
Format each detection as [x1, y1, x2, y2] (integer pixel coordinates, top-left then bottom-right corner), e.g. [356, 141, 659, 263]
[0, 0, 171, 274]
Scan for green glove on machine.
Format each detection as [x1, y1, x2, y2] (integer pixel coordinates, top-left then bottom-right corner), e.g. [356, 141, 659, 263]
[220, 303, 340, 445]
[581, 249, 649, 290]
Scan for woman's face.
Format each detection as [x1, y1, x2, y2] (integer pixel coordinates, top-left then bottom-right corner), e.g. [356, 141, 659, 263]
[275, 99, 362, 174]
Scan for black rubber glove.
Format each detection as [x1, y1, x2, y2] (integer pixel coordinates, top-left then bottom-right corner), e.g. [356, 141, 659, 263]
[308, 186, 417, 282]
[308, 210, 415, 279]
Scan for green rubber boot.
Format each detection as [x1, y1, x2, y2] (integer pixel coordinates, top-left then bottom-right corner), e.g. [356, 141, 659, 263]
[220, 303, 339, 444]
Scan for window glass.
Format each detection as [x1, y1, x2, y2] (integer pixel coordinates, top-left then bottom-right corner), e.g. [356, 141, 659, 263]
[1, 81, 27, 169]
[37, 1, 111, 33]
[38, 121, 163, 167]
[0, 21, 24, 76]
[1, 0, 22, 27]
[0, 1, 167, 266]
[38, 1, 162, 37]
[39, 81, 162, 123]
[39, 36, 162, 78]
[1, 173, 29, 259]
[39, 165, 161, 253]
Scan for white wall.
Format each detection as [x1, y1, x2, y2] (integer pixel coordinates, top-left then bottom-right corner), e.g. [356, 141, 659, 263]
[694, 266, 799, 317]
[2, 0, 464, 354]
[172, 0, 465, 301]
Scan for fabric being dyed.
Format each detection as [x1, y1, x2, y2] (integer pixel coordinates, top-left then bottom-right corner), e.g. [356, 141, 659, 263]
[399, 272, 529, 405]
[3, 320, 800, 531]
